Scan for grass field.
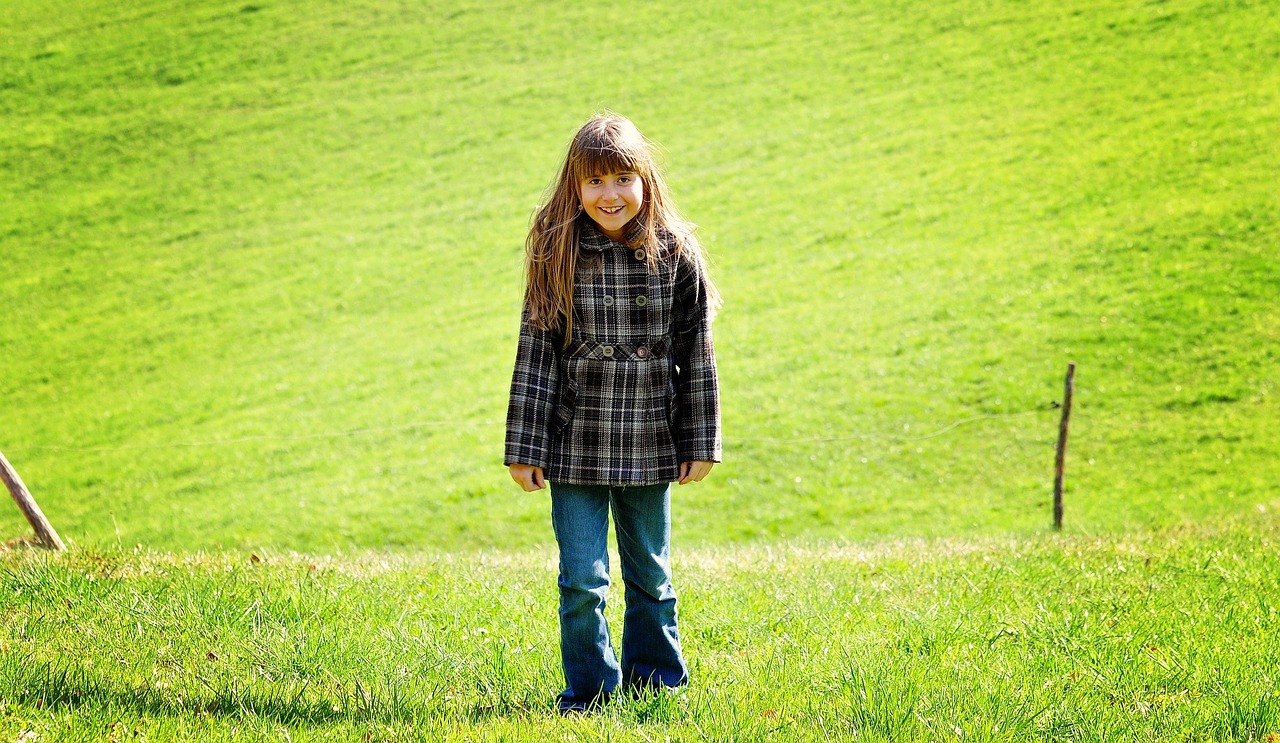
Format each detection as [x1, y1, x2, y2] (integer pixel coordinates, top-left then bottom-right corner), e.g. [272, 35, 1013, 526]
[4, 516, 1279, 741]
[2, 0, 1279, 738]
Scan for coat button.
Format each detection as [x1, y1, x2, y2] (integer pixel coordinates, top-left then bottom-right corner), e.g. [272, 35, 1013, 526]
[636, 345, 649, 359]
[634, 249, 647, 261]
[635, 295, 648, 307]
[603, 295, 614, 307]
[601, 345, 614, 357]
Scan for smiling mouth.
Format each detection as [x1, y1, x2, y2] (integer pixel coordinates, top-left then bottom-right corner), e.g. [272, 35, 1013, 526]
[599, 206, 624, 215]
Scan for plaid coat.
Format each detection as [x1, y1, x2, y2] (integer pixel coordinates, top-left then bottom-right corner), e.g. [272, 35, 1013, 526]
[504, 223, 721, 485]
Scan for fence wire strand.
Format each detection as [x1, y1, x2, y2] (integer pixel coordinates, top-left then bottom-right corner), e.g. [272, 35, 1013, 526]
[7, 404, 1058, 454]
[734, 405, 1056, 445]
[9, 419, 505, 453]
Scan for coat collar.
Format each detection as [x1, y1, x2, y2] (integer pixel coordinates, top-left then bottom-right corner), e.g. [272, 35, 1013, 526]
[579, 221, 611, 252]
[579, 219, 641, 252]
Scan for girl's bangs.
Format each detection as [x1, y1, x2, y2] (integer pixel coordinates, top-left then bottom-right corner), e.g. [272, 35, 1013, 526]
[570, 143, 646, 181]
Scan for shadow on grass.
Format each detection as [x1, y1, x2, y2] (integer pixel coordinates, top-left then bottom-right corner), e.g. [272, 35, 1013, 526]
[2, 660, 549, 727]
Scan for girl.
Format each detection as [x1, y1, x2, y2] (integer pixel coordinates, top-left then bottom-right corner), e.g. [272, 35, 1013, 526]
[504, 113, 721, 713]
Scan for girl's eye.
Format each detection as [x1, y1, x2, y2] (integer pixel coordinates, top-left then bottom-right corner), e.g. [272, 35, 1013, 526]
[618, 176, 631, 184]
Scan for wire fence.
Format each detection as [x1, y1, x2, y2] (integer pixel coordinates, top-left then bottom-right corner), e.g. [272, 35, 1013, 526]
[6, 404, 1059, 453]
[732, 405, 1056, 445]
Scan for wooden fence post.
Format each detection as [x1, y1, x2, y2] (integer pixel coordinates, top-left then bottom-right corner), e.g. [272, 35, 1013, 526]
[1053, 363, 1076, 531]
[0, 450, 67, 550]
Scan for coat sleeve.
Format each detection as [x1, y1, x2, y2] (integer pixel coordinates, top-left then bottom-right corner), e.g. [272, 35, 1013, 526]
[504, 305, 561, 469]
[671, 256, 722, 463]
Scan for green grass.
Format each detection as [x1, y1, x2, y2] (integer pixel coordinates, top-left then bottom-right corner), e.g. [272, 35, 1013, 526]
[2, 0, 1279, 738]
[3, 514, 1279, 741]
[2, 0, 1275, 552]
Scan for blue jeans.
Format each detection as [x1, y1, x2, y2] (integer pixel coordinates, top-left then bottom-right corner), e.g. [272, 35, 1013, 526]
[550, 481, 688, 709]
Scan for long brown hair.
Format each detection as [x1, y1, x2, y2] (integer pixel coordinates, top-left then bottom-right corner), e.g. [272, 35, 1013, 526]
[523, 113, 720, 344]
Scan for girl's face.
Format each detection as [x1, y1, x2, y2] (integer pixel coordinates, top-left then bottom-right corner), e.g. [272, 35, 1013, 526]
[579, 171, 644, 241]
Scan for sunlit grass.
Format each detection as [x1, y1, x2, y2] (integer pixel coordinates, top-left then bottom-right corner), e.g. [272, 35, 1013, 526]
[4, 513, 1279, 740]
[2, 0, 1277, 552]
[1, 1, 1278, 737]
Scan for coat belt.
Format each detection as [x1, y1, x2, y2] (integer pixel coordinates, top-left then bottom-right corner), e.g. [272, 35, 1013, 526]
[565, 335, 671, 361]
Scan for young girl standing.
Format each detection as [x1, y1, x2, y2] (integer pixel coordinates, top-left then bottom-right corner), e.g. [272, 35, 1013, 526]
[505, 113, 721, 713]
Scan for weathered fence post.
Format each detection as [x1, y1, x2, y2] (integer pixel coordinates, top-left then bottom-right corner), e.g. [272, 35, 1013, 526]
[1053, 363, 1076, 531]
[0, 449, 67, 550]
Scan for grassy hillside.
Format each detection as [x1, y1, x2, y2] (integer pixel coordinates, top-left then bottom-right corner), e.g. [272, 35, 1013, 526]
[2, 0, 1278, 552]
[3, 516, 1278, 740]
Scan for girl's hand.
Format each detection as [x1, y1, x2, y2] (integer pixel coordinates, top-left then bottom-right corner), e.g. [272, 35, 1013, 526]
[677, 460, 714, 485]
[509, 463, 546, 491]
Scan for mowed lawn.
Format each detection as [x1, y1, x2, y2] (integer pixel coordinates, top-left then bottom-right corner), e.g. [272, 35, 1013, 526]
[2, 0, 1277, 552]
